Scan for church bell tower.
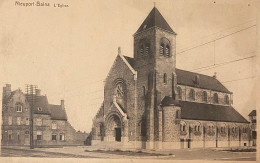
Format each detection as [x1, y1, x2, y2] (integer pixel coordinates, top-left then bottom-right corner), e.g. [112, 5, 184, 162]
[133, 7, 177, 149]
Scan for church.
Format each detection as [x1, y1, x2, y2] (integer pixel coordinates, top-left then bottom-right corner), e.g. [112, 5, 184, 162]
[91, 7, 251, 149]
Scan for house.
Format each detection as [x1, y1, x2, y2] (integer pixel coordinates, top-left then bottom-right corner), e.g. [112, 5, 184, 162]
[1, 84, 88, 147]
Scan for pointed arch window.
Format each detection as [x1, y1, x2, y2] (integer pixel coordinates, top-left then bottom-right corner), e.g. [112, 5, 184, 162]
[142, 86, 146, 97]
[140, 45, 144, 55]
[177, 86, 182, 100]
[203, 91, 207, 102]
[213, 93, 218, 103]
[145, 43, 150, 55]
[166, 45, 170, 56]
[163, 73, 167, 84]
[224, 95, 229, 104]
[160, 43, 164, 55]
[190, 89, 195, 101]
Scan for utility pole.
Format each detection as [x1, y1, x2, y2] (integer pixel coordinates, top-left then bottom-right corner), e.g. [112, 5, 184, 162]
[26, 84, 37, 149]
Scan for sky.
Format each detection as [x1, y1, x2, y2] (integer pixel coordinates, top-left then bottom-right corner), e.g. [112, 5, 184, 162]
[0, 0, 258, 132]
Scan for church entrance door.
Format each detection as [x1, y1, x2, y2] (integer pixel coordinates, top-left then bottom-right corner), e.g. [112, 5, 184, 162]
[115, 127, 121, 142]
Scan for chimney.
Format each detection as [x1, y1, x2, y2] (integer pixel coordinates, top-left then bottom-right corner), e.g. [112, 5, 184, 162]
[213, 72, 217, 79]
[3, 84, 11, 98]
[61, 100, 65, 110]
[35, 89, 41, 96]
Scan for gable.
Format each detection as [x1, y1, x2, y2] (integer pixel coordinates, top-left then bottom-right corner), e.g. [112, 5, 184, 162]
[105, 54, 136, 82]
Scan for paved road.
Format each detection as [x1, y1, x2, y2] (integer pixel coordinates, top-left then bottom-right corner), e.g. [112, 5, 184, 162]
[1, 148, 95, 158]
[0, 147, 257, 161]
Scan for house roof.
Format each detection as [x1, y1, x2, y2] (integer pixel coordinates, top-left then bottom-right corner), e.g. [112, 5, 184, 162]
[135, 7, 175, 34]
[33, 96, 51, 115]
[248, 110, 256, 116]
[179, 101, 249, 123]
[49, 104, 68, 120]
[176, 68, 231, 93]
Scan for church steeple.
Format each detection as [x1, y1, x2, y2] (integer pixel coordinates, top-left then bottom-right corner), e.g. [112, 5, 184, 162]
[135, 7, 176, 34]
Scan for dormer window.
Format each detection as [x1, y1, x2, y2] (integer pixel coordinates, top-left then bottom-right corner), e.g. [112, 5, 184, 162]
[37, 107, 42, 111]
[16, 105, 22, 112]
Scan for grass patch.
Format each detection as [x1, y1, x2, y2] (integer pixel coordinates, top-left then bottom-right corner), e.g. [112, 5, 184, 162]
[85, 149, 166, 156]
[224, 148, 256, 152]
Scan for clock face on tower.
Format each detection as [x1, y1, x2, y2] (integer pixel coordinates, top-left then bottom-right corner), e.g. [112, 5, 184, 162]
[115, 83, 124, 98]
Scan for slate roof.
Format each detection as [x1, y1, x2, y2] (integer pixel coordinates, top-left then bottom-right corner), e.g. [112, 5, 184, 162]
[49, 104, 68, 121]
[123, 56, 134, 68]
[176, 69, 230, 93]
[136, 7, 175, 34]
[248, 110, 256, 116]
[161, 96, 180, 106]
[179, 101, 249, 123]
[34, 96, 51, 115]
[122, 56, 230, 93]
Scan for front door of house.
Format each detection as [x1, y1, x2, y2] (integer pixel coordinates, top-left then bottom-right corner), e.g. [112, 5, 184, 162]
[115, 127, 121, 142]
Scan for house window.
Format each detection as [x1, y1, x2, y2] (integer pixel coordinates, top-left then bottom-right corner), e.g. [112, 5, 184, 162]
[16, 105, 22, 112]
[190, 89, 195, 101]
[36, 131, 42, 140]
[180, 122, 186, 131]
[52, 122, 57, 129]
[8, 130, 12, 140]
[165, 45, 170, 56]
[160, 43, 164, 55]
[177, 87, 182, 100]
[213, 93, 218, 103]
[145, 43, 150, 55]
[163, 73, 167, 84]
[52, 134, 57, 141]
[60, 134, 65, 141]
[225, 95, 229, 104]
[26, 118, 29, 125]
[37, 107, 42, 111]
[203, 91, 207, 102]
[8, 116, 12, 125]
[17, 117, 21, 125]
[36, 118, 42, 126]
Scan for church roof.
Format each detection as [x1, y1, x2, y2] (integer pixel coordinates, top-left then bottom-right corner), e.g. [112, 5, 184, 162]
[248, 110, 256, 116]
[122, 56, 230, 93]
[176, 68, 231, 93]
[135, 7, 175, 34]
[180, 101, 249, 123]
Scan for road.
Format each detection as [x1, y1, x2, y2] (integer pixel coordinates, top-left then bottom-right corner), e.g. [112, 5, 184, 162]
[0, 146, 257, 161]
